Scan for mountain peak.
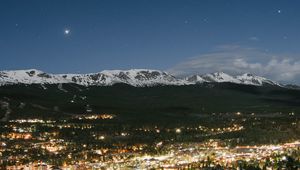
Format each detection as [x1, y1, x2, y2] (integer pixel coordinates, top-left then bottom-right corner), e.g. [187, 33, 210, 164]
[200, 72, 240, 83]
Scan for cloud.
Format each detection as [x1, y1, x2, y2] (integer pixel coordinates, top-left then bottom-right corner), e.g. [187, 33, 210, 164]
[168, 45, 300, 83]
[249, 36, 260, 41]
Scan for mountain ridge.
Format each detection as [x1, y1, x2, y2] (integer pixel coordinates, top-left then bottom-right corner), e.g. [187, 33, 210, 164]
[0, 69, 284, 87]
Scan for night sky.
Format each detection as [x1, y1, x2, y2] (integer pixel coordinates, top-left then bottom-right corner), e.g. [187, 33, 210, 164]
[1, 0, 300, 83]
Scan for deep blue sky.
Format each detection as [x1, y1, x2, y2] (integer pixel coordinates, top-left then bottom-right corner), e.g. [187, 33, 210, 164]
[1, 0, 300, 82]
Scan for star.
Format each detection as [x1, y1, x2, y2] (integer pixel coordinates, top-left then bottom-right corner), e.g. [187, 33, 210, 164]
[64, 29, 70, 35]
[277, 9, 281, 14]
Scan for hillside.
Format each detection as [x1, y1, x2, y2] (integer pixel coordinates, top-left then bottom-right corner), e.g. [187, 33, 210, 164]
[1, 83, 299, 121]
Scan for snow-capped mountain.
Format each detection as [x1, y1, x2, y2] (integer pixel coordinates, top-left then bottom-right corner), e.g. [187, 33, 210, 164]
[0, 69, 281, 87]
[185, 72, 281, 86]
[0, 69, 188, 87]
[236, 73, 281, 86]
[201, 72, 241, 84]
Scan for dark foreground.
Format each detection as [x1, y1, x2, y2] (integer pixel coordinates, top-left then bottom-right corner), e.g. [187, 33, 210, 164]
[0, 83, 300, 169]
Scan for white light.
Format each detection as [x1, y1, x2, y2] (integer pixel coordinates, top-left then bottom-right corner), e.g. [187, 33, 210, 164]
[282, 156, 287, 161]
[64, 29, 70, 35]
[175, 128, 181, 134]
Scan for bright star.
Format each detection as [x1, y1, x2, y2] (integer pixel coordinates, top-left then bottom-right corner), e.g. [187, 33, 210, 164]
[277, 9, 281, 14]
[64, 29, 70, 35]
